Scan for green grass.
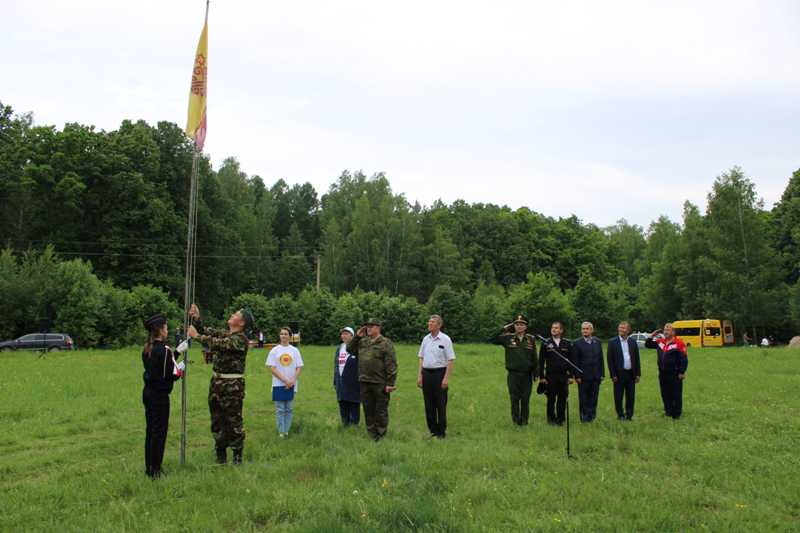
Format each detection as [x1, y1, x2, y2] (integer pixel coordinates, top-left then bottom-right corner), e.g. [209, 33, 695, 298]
[1, 343, 798, 532]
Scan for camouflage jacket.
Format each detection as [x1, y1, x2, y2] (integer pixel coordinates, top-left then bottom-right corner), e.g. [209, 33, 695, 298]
[346, 334, 397, 387]
[192, 317, 248, 375]
[489, 327, 537, 375]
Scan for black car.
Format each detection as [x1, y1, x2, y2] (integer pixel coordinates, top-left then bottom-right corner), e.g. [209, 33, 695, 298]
[0, 333, 75, 352]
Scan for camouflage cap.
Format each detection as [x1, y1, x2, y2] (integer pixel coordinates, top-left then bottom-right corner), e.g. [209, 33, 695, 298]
[240, 307, 255, 328]
[364, 317, 383, 327]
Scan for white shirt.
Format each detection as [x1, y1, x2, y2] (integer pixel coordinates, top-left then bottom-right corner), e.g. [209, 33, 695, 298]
[418, 331, 456, 369]
[337, 343, 350, 376]
[619, 336, 631, 370]
[266, 344, 304, 391]
[552, 338, 561, 347]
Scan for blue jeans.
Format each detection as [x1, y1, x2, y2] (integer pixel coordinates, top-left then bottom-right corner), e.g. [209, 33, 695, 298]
[275, 399, 294, 434]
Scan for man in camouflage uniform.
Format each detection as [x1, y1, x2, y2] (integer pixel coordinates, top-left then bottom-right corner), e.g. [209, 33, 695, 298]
[188, 303, 254, 465]
[489, 315, 539, 425]
[347, 318, 397, 441]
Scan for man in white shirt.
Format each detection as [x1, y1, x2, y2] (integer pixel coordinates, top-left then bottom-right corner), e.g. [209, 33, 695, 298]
[607, 321, 641, 421]
[416, 315, 456, 439]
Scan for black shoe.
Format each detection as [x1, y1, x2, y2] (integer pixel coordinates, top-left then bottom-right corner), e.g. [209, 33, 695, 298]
[617, 416, 625, 421]
[232, 449, 243, 465]
[216, 449, 227, 464]
[436, 434, 446, 439]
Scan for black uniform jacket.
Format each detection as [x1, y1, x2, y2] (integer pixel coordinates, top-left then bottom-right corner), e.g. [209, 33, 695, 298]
[538, 337, 574, 380]
[142, 340, 180, 392]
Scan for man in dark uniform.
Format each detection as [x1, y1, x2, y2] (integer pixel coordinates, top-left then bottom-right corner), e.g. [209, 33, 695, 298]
[489, 315, 538, 425]
[572, 321, 605, 422]
[347, 318, 397, 441]
[538, 321, 574, 426]
[187, 303, 254, 465]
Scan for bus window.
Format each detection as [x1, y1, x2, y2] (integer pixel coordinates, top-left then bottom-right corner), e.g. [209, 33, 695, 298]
[675, 327, 700, 337]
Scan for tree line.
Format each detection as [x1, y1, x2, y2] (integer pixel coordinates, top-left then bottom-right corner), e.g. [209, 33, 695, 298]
[1, 100, 798, 347]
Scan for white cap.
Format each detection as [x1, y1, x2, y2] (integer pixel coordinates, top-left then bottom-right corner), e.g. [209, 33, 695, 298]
[341, 326, 354, 335]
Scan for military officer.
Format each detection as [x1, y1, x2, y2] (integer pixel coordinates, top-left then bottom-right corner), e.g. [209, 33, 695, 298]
[489, 315, 538, 425]
[347, 318, 398, 441]
[187, 304, 254, 465]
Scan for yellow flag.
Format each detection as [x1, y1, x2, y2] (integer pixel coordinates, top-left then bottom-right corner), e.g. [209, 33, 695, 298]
[186, 19, 208, 149]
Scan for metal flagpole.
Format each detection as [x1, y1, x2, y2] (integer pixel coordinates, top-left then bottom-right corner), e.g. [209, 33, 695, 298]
[181, 0, 210, 468]
[181, 144, 200, 468]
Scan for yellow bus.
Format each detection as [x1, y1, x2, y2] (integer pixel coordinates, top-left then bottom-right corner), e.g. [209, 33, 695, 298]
[673, 319, 734, 348]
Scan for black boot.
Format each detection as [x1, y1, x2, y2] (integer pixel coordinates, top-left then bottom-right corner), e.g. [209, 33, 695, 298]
[232, 449, 242, 465]
[216, 448, 227, 464]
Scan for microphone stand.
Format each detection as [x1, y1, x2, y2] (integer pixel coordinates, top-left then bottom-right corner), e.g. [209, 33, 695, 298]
[536, 334, 583, 459]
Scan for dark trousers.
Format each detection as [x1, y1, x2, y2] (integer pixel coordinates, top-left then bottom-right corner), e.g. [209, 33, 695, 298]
[577, 379, 601, 422]
[507, 370, 533, 425]
[422, 367, 448, 437]
[545, 373, 569, 424]
[659, 371, 683, 418]
[360, 382, 390, 439]
[338, 400, 360, 426]
[143, 387, 170, 477]
[613, 370, 636, 420]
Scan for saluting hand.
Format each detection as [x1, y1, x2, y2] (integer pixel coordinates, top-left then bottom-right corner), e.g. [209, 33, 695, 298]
[356, 326, 368, 337]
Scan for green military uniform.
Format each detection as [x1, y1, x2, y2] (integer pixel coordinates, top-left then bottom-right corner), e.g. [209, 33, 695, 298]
[193, 317, 249, 458]
[489, 319, 538, 425]
[346, 320, 397, 441]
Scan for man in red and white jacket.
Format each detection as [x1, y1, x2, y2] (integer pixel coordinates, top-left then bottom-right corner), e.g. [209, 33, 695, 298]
[645, 323, 689, 419]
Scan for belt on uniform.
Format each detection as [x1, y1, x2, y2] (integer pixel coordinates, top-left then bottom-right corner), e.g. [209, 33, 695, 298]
[423, 367, 446, 372]
[213, 373, 244, 379]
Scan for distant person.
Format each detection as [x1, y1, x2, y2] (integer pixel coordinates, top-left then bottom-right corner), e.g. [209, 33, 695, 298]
[607, 321, 641, 421]
[416, 315, 456, 439]
[489, 315, 537, 426]
[572, 322, 605, 422]
[258, 330, 264, 349]
[761, 337, 770, 347]
[246, 330, 253, 342]
[333, 327, 361, 427]
[187, 304, 254, 465]
[743, 331, 752, 347]
[538, 321, 574, 426]
[174, 327, 181, 347]
[142, 315, 184, 478]
[267, 327, 304, 437]
[645, 324, 688, 419]
[347, 318, 397, 441]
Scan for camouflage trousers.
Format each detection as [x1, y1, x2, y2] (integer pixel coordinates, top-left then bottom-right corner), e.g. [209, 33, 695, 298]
[360, 382, 390, 439]
[209, 376, 245, 451]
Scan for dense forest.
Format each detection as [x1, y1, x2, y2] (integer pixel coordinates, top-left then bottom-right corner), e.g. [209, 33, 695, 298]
[1, 100, 799, 347]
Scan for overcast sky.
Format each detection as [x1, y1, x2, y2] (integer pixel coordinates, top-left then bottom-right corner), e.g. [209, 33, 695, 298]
[3, 0, 799, 229]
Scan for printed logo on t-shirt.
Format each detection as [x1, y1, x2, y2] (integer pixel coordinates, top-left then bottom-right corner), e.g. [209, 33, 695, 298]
[279, 353, 293, 366]
[338, 353, 349, 365]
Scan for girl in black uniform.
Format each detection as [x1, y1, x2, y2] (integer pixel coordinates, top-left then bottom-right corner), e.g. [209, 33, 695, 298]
[142, 315, 183, 477]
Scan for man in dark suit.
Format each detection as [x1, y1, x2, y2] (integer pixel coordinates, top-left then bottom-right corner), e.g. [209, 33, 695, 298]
[606, 321, 641, 421]
[572, 321, 604, 422]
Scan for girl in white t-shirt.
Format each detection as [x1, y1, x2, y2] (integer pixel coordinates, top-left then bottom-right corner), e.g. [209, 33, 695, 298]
[266, 327, 304, 437]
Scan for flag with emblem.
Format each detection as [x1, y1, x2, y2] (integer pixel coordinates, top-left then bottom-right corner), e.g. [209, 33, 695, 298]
[186, 17, 208, 149]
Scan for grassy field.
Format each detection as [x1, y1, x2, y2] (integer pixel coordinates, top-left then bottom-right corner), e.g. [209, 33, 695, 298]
[1, 342, 798, 532]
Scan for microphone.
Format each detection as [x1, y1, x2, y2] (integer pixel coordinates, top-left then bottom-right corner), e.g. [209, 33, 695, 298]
[535, 334, 556, 350]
